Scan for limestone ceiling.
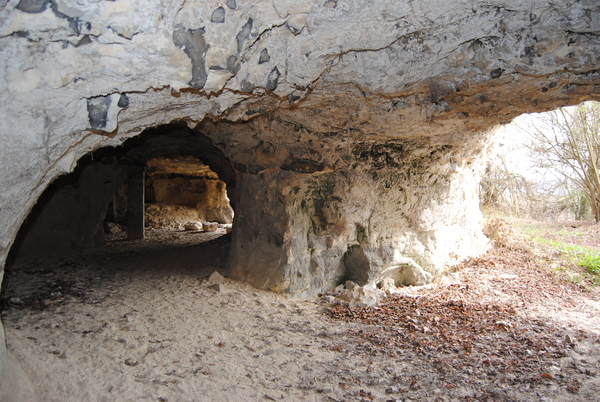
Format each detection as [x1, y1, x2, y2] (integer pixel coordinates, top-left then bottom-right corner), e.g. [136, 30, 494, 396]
[146, 156, 220, 179]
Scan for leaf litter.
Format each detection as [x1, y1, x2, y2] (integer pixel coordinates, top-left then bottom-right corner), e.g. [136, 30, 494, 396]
[327, 225, 600, 401]
[1, 225, 600, 401]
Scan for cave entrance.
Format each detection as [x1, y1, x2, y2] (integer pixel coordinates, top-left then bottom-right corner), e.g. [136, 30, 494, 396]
[104, 154, 234, 251]
[481, 101, 600, 222]
[3, 123, 236, 292]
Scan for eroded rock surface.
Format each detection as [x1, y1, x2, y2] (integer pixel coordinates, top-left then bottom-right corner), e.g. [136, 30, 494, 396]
[1, 1, 600, 397]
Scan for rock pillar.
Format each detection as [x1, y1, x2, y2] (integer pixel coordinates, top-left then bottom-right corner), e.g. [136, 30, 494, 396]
[228, 150, 490, 297]
[127, 171, 145, 240]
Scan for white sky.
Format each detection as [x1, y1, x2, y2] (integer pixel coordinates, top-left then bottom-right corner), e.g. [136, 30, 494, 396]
[494, 113, 545, 180]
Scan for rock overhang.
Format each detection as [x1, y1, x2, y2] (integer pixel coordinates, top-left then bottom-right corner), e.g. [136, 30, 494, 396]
[1, 2, 600, 396]
[0, 0, 599, 291]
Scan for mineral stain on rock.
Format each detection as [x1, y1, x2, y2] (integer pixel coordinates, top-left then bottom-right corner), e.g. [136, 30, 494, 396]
[87, 95, 112, 130]
[225, 0, 236, 10]
[236, 18, 253, 53]
[490, 68, 505, 79]
[117, 94, 130, 108]
[173, 25, 209, 89]
[16, 0, 50, 13]
[211, 7, 225, 23]
[266, 67, 281, 91]
[259, 48, 270, 64]
[240, 80, 255, 93]
[227, 55, 240, 74]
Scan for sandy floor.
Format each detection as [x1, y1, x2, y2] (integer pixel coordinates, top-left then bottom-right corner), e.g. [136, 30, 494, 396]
[1, 227, 600, 401]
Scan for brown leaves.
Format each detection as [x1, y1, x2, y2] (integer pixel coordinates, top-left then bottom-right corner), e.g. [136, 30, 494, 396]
[326, 240, 598, 396]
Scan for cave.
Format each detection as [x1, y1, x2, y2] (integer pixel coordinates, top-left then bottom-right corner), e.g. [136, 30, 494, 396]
[1, 0, 599, 399]
[6, 123, 236, 266]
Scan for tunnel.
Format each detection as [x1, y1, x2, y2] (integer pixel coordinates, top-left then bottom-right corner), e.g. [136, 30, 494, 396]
[1, 0, 600, 399]
[6, 123, 236, 265]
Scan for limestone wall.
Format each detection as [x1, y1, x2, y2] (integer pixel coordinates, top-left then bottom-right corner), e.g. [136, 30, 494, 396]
[148, 174, 234, 224]
[1, 0, 600, 397]
[1, 0, 599, 270]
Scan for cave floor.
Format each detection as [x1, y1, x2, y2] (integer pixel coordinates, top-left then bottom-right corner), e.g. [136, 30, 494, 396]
[1, 228, 600, 402]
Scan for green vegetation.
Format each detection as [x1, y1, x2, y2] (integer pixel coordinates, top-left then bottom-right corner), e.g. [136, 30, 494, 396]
[488, 215, 600, 287]
[527, 234, 600, 286]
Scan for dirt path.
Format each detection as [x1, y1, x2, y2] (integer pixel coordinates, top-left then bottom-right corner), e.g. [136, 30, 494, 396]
[1, 227, 600, 401]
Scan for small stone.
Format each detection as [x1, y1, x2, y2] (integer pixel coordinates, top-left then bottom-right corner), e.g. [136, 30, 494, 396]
[286, 14, 307, 35]
[59, 351, 68, 359]
[338, 283, 384, 308]
[16, 0, 50, 14]
[565, 333, 574, 344]
[490, 67, 505, 79]
[259, 48, 270, 64]
[124, 358, 139, 366]
[321, 387, 333, 393]
[547, 365, 561, 376]
[379, 277, 396, 293]
[87, 95, 111, 130]
[203, 222, 218, 232]
[117, 93, 130, 108]
[10, 297, 21, 304]
[322, 295, 335, 304]
[265, 67, 281, 91]
[184, 222, 202, 231]
[208, 283, 222, 292]
[333, 284, 344, 295]
[208, 271, 225, 283]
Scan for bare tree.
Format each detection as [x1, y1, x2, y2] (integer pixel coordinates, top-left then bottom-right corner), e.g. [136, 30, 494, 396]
[525, 101, 600, 222]
[480, 155, 534, 215]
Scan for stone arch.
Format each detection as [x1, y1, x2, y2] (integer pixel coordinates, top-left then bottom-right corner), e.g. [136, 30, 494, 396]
[7, 122, 237, 263]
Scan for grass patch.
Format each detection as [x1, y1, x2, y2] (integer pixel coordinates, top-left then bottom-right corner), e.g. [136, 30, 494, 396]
[482, 214, 600, 286]
[529, 236, 600, 286]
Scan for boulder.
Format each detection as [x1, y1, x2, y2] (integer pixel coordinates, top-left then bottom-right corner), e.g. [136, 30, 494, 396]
[337, 281, 385, 308]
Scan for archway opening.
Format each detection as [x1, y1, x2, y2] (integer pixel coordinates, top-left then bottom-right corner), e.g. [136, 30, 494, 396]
[481, 101, 600, 223]
[103, 154, 234, 254]
[2, 123, 237, 308]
